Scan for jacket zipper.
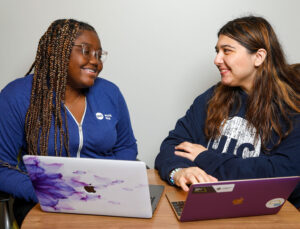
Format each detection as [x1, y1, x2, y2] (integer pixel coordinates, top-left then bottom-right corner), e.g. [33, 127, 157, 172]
[65, 98, 87, 157]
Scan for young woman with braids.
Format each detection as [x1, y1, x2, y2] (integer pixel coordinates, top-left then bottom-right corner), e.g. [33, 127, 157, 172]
[0, 19, 137, 225]
[155, 16, 300, 209]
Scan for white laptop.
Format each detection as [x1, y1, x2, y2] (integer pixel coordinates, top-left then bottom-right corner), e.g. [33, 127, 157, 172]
[23, 155, 164, 218]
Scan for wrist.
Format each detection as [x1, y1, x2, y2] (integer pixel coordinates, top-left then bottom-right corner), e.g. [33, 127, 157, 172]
[169, 168, 182, 185]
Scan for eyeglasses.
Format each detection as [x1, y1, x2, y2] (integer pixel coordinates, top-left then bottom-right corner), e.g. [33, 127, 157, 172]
[73, 43, 108, 63]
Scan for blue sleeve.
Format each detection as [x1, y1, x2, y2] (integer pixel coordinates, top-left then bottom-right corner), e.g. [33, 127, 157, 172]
[155, 90, 213, 183]
[0, 85, 38, 202]
[112, 89, 138, 160]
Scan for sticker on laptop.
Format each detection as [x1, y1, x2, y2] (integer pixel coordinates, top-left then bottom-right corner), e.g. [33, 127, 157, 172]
[193, 186, 215, 193]
[265, 198, 285, 208]
[193, 184, 235, 194]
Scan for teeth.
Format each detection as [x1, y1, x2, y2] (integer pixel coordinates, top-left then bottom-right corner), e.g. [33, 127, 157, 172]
[85, 68, 96, 73]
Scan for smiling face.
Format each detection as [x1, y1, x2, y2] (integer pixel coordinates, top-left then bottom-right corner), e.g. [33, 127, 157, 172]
[67, 30, 103, 90]
[214, 35, 258, 93]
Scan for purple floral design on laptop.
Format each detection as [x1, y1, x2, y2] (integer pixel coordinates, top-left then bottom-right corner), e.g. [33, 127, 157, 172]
[23, 156, 126, 211]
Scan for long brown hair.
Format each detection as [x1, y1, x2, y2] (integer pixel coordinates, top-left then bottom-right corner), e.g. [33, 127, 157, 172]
[205, 16, 300, 151]
[25, 19, 96, 156]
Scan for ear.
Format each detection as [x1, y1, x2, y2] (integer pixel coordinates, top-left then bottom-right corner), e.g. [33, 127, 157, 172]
[254, 48, 267, 67]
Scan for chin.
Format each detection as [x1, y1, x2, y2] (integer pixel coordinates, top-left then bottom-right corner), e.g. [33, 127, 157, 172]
[84, 78, 96, 87]
[221, 80, 230, 86]
[221, 77, 233, 86]
[86, 82, 95, 88]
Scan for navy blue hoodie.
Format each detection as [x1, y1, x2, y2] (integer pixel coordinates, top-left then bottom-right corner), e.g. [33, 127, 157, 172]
[155, 86, 300, 208]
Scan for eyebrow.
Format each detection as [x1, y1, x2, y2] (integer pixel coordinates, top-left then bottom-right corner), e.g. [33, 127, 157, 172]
[215, 44, 236, 51]
[76, 42, 102, 50]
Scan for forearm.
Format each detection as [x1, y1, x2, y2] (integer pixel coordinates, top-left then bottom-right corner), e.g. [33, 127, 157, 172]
[194, 148, 299, 180]
[113, 142, 138, 160]
[0, 166, 38, 202]
[155, 142, 195, 183]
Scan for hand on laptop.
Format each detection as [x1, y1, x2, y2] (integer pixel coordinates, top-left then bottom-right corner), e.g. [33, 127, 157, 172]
[173, 167, 218, 192]
[174, 142, 207, 161]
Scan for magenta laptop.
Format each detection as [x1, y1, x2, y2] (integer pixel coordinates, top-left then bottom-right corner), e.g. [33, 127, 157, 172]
[166, 176, 300, 222]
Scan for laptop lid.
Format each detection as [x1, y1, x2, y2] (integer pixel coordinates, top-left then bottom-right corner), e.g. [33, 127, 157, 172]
[166, 176, 300, 222]
[23, 155, 163, 218]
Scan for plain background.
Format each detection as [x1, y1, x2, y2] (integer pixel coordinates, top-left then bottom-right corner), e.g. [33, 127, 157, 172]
[1, 0, 300, 168]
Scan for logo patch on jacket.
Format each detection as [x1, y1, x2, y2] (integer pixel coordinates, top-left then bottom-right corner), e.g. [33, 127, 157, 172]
[95, 112, 112, 120]
[96, 112, 104, 120]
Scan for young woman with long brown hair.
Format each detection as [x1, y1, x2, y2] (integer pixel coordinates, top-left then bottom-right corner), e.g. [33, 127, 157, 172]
[155, 16, 300, 209]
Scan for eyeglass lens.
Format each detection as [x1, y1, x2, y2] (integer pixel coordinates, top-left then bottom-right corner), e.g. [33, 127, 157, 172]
[78, 44, 107, 62]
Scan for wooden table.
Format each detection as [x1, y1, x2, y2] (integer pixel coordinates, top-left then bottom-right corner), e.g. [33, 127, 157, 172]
[22, 169, 300, 229]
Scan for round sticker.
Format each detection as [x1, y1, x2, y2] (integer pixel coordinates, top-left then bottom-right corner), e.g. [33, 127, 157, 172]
[96, 112, 104, 120]
[265, 198, 285, 208]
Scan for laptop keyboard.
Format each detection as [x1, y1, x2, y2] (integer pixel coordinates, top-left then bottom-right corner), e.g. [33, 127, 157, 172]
[171, 201, 185, 217]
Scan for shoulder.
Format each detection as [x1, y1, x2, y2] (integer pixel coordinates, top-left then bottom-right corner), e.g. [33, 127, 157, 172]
[87, 77, 127, 109]
[0, 75, 32, 122]
[89, 77, 121, 96]
[0, 75, 32, 102]
[180, 85, 217, 119]
[193, 85, 216, 106]
[291, 113, 300, 129]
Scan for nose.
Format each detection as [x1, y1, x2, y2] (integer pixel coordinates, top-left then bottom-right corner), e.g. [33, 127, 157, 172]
[89, 52, 99, 65]
[214, 52, 223, 66]
[88, 53, 103, 73]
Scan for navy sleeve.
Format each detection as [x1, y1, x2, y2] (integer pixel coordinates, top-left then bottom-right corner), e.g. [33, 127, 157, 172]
[155, 88, 214, 183]
[194, 117, 300, 179]
[112, 88, 138, 160]
[0, 82, 38, 202]
[194, 116, 300, 208]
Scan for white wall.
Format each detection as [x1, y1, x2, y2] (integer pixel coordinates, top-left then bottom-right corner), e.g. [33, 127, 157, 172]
[1, 0, 300, 167]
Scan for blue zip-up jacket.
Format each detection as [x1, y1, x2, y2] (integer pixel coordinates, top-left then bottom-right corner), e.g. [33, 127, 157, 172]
[155, 86, 300, 208]
[0, 74, 137, 202]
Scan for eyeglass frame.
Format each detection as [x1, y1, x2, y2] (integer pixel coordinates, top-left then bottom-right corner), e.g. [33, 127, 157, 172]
[73, 43, 108, 63]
